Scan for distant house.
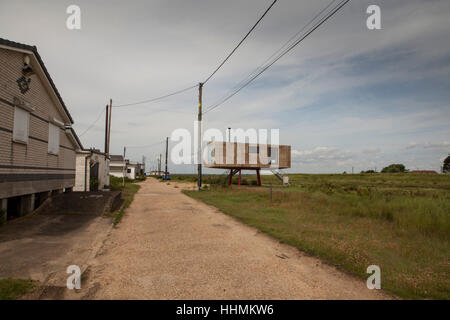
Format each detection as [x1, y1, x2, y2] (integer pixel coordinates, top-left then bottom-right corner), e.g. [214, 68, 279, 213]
[0, 38, 83, 222]
[109, 155, 126, 178]
[410, 170, 438, 175]
[126, 162, 138, 180]
[136, 162, 145, 176]
[74, 149, 110, 191]
[109, 155, 143, 180]
[149, 170, 164, 176]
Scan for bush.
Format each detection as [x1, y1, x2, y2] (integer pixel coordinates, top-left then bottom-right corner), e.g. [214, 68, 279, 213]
[382, 164, 406, 173]
[90, 177, 99, 191]
[134, 175, 146, 182]
[109, 176, 134, 190]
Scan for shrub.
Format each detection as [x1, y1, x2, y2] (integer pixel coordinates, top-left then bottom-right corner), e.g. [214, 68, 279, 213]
[382, 164, 406, 173]
[90, 177, 99, 191]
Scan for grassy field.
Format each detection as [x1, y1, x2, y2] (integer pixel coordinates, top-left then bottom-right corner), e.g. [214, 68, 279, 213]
[182, 173, 450, 299]
[0, 279, 35, 300]
[108, 176, 143, 225]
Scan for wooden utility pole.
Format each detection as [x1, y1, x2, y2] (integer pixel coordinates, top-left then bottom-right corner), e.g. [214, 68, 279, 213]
[108, 99, 112, 156]
[165, 137, 169, 179]
[197, 83, 203, 191]
[142, 155, 146, 175]
[104, 104, 109, 157]
[122, 146, 126, 186]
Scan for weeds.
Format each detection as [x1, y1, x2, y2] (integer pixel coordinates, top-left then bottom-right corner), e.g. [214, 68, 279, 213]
[184, 173, 450, 299]
[0, 279, 34, 300]
[108, 176, 141, 226]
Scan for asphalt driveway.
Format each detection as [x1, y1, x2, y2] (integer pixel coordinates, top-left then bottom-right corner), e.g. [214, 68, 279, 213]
[0, 192, 116, 289]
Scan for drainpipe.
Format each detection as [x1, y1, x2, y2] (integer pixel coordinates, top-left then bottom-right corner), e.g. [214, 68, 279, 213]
[84, 155, 88, 192]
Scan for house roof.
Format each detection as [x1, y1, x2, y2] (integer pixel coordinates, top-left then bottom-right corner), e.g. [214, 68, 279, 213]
[410, 170, 438, 174]
[0, 38, 74, 124]
[110, 155, 124, 161]
[66, 127, 83, 150]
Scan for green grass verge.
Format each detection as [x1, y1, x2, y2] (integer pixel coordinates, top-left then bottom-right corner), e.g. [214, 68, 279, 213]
[108, 176, 142, 226]
[0, 279, 35, 300]
[183, 173, 450, 300]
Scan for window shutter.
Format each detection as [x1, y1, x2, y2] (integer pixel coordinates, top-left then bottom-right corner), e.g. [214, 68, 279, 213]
[48, 123, 60, 154]
[13, 107, 29, 143]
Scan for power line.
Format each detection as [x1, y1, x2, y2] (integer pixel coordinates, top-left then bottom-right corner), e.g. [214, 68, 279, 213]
[114, 84, 198, 108]
[78, 107, 105, 137]
[205, 0, 350, 114]
[79, 84, 197, 137]
[205, 0, 348, 113]
[202, 0, 278, 85]
[126, 140, 165, 149]
[220, 0, 339, 96]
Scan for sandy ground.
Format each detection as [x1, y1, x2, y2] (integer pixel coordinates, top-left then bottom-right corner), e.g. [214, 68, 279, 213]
[66, 178, 390, 300]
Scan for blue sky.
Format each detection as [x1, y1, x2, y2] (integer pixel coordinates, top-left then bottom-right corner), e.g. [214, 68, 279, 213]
[1, 0, 449, 173]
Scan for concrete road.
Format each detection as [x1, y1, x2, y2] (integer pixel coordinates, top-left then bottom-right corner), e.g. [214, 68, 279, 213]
[74, 178, 390, 300]
[0, 192, 115, 291]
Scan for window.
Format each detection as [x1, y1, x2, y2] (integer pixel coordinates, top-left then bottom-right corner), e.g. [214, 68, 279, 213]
[249, 146, 259, 154]
[48, 123, 60, 155]
[13, 107, 29, 143]
[127, 169, 131, 173]
[269, 147, 278, 164]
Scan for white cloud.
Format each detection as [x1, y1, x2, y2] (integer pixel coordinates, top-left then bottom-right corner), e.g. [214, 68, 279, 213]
[292, 146, 353, 163]
[406, 141, 450, 150]
[1, 0, 449, 173]
[362, 147, 381, 154]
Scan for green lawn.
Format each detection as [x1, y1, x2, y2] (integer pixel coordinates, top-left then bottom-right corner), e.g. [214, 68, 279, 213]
[0, 279, 34, 300]
[108, 176, 142, 225]
[183, 173, 450, 299]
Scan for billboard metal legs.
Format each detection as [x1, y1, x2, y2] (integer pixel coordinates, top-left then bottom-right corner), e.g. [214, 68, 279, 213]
[256, 169, 261, 186]
[227, 168, 262, 186]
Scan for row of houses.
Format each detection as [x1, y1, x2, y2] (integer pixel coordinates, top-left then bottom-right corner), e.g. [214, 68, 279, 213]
[109, 155, 144, 180]
[0, 38, 144, 223]
[73, 152, 144, 192]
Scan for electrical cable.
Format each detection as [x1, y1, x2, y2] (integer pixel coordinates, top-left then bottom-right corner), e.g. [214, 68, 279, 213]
[202, 0, 278, 85]
[204, 0, 350, 114]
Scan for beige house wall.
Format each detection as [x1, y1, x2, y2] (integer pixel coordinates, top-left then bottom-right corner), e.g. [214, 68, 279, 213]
[0, 46, 79, 200]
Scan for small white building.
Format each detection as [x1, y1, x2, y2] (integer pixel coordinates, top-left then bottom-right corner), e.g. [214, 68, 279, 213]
[109, 155, 144, 180]
[109, 155, 126, 178]
[126, 162, 139, 180]
[74, 149, 110, 191]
